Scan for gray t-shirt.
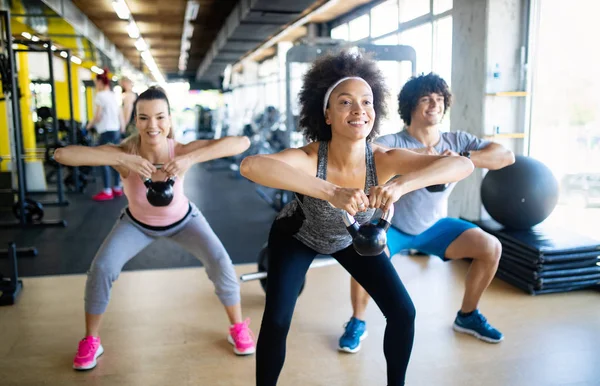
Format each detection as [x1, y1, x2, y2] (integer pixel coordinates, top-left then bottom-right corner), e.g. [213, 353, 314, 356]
[376, 130, 489, 235]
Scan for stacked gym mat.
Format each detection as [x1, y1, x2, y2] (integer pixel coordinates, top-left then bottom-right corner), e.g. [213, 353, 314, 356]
[472, 219, 600, 295]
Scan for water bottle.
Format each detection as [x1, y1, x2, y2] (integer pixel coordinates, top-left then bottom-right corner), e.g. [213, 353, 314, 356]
[491, 63, 502, 93]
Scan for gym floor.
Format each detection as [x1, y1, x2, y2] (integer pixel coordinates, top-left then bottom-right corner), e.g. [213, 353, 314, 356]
[1, 163, 599, 385]
[0, 254, 598, 385]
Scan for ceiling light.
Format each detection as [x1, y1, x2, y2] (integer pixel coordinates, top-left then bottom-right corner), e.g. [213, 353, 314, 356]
[71, 56, 82, 64]
[91, 66, 104, 74]
[134, 38, 147, 51]
[185, 1, 200, 21]
[60, 51, 68, 58]
[183, 23, 194, 39]
[31, 35, 39, 42]
[112, 0, 131, 20]
[51, 45, 57, 51]
[140, 50, 152, 61]
[21, 32, 32, 39]
[126, 20, 140, 39]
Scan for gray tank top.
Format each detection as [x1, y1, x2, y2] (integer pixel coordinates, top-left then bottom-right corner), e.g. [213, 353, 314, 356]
[276, 141, 379, 255]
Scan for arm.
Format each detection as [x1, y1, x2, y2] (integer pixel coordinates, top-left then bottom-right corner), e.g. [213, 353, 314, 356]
[387, 149, 474, 193]
[241, 147, 371, 216]
[240, 147, 336, 201]
[53, 144, 125, 167]
[161, 136, 252, 177]
[119, 107, 126, 133]
[369, 148, 474, 210]
[469, 142, 515, 170]
[178, 136, 251, 163]
[122, 95, 134, 126]
[86, 104, 102, 130]
[53, 145, 155, 178]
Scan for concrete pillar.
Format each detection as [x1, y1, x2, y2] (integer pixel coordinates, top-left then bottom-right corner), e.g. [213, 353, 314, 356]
[449, 0, 527, 221]
[449, 0, 488, 220]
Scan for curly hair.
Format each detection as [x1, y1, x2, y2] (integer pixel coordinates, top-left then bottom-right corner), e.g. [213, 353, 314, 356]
[398, 73, 452, 126]
[298, 49, 389, 143]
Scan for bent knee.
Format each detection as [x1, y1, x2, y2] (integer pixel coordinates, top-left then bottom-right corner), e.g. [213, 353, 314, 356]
[482, 235, 502, 264]
[387, 300, 416, 326]
[89, 262, 120, 281]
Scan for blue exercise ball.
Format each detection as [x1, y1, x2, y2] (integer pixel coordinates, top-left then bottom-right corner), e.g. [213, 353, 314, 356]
[481, 155, 559, 230]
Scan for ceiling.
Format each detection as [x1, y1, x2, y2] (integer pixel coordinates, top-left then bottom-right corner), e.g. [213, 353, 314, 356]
[65, 0, 374, 86]
[71, 0, 239, 81]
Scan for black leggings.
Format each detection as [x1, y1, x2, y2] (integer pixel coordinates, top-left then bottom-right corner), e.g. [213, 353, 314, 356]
[256, 222, 416, 386]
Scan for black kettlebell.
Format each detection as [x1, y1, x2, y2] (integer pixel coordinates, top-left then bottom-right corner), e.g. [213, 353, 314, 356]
[144, 177, 176, 207]
[341, 205, 395, 256]
[426, 183, 449, 192]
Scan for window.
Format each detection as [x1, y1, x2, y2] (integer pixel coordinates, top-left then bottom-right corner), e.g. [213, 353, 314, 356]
[331, 23, 349, 41]
[398, 23, 433, 76]
[399, 0, 429, 23]
[433, 0, 453, 15]
[376, 60, 412, 136]
[370, 0, 399, 38]
[349, 14, 370, 41]
[433, 16, 452, 84]
[529, 0, 600, 240]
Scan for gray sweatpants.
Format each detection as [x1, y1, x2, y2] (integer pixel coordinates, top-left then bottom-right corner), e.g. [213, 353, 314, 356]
[85, 202, 240, 314]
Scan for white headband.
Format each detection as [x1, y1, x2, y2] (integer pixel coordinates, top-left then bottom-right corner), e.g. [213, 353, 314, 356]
[322, 76, 373, 116]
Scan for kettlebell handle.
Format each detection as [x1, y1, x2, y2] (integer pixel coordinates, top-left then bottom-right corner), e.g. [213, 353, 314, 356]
[142, 163, 177, 184]
[341, 204, 394, 228]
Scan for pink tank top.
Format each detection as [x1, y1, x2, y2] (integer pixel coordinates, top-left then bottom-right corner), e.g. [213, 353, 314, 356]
[121, 138, 190, 226]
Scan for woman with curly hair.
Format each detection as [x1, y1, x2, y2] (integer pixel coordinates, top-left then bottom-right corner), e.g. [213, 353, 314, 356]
[241, 50, 474, 385]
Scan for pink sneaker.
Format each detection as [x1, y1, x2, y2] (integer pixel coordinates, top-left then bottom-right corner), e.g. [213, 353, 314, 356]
[228, 318, 256, 355]
[112, 187, 124, 197]
[73, 336, 104, 370]
[92, 191, 114, 201]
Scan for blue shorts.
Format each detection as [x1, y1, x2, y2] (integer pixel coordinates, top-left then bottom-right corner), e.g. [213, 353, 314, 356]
[387, 218, 477, 261]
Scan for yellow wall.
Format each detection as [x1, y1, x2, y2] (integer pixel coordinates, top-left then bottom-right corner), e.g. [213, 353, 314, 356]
[54, 59, 81, 123]
[86, 87, 94, 121]
[17, 48, 36, 157]
[0, 83, 9, 171]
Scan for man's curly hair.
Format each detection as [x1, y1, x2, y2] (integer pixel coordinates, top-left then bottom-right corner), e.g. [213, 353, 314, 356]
[298, 49, 389, 143]
[398, 73, 452, 126]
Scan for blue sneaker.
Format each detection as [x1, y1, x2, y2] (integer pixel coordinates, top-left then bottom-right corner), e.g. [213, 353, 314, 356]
[453, 309, 504, 343]
[338, 317, 368, 353]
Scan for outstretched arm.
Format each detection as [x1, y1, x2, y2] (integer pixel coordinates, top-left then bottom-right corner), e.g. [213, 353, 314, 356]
[162, 136, 251, 177]
[180, 136, 251, 163]
[468, 142, 515, 170]
[370, 148, 474, 211]
[53, 145, 156, 178]
[240, 147, 370, 216]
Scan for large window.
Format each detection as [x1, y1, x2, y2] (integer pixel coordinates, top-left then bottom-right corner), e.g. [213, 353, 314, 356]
[349, 14, 370, 41]
[433, 16, 452, 83]
[529, 0, 600, 240]
[370, 0, 399, 38]
[331, 23, 349, 41]
[399, 0, 429, 22]
[398, 23, 432, 76]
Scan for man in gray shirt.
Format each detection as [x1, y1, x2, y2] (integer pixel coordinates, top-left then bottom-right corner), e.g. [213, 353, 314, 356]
[339, 73, 515, 353]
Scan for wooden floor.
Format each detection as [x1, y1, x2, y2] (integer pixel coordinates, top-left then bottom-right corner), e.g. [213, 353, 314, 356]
[1, 255, 598, 386]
